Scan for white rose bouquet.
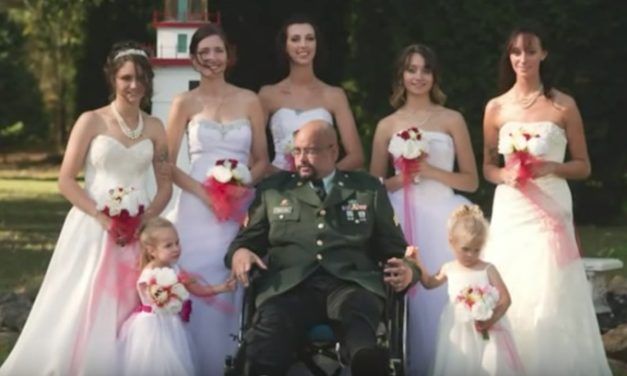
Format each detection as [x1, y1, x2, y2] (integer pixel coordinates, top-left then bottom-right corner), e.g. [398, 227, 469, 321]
[498, 127, 551, 186]
[146, 267, 190, 315]
[388, 127, 429, 184]
[202, 159, 253, 222]
[455, 284, 500, 340]
[96, 186, 143, 245]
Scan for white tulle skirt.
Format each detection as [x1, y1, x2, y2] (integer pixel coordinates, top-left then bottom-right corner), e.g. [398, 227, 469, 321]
[118, 311, 196, 376]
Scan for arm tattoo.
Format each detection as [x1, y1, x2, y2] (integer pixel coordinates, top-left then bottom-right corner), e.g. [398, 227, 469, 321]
[156, 147, 169, 163]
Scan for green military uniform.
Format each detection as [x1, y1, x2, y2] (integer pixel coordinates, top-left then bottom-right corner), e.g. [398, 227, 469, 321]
[226, 170, 420, 306]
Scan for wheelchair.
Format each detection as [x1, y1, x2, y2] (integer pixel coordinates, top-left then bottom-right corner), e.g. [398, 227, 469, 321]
[224, 270, 408, 376]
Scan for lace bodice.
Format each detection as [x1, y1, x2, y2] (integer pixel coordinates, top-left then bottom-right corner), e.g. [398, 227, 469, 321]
[499, 121, 568, 163]
[269, 107, 334, 170]
[186, 117, 252, 181]
[84, 135, 153, 206]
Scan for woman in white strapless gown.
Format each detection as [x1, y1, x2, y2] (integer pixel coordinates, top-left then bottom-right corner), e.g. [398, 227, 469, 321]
[165, 25, 269, 375]
[0, 42, 172, 375]
[259, 14, 364, 173]
[370, 44, 479, 376]
[482, 25, 611, 375]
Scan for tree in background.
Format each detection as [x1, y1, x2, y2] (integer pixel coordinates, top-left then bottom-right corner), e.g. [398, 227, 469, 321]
[8, 0, 102, 152]
[0, 11, 46, 154]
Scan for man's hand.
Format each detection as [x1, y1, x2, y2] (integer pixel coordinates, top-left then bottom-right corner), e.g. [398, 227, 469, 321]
[383, 257, 413, 292]
[231, 248, 267, 287]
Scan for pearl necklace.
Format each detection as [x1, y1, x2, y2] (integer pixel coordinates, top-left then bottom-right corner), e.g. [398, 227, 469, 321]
[111, 103, 144, 140]
[515, 85, 544, 109]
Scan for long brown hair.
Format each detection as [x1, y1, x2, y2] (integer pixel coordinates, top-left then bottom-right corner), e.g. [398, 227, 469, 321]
[389, 44, 446, 109]
[497, 22, 554, 98]
[275, 14, 327, 77]
[189, 23, 237, 69]
[103, 41, 154, 109]
[138, 217, 177, 270]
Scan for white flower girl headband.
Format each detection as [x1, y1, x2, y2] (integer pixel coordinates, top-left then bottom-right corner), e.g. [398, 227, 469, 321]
[113, 48, 148, 61]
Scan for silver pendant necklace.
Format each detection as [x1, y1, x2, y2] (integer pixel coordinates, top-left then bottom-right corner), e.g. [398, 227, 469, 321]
[515, 85, 544, 109]
[111, 103, 144, 140]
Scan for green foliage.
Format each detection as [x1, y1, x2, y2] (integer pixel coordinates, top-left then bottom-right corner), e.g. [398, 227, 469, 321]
[0, 12, 46, 148]
[8, 0, 104, 151]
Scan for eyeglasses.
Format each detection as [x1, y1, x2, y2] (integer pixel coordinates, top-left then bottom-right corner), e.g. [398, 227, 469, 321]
[290, 144, 333, 157]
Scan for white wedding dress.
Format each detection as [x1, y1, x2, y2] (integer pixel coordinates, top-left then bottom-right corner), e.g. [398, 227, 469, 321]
[167, 117, 249, 375]
[483, 121, 611, 375]
[270, 107, 334, 170]
[0, 135, 153, 375]
[387, 130, 471, 376]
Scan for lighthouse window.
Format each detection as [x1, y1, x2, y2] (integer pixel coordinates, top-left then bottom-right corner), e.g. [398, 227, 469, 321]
[177, 34, 188, 53]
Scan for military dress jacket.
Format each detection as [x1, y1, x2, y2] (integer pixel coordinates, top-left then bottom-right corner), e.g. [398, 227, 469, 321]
[225, 170, 420, 306]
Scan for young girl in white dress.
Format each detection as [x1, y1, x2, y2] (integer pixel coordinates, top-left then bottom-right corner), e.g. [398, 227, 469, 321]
[118, 217, 236, 376]
[412, 204, 524, 376]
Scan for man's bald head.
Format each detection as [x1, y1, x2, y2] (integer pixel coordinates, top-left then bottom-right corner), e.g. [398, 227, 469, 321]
[293, 120, 337, 147]
[292, 120, 339, 179]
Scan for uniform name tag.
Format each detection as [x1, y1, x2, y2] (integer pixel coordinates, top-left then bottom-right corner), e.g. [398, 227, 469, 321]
[272, 206, 293, 215]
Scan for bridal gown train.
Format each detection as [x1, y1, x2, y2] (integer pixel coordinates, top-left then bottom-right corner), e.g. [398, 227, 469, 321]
[387, 130, 471, 376]
[0, 134, 153, 375]
[483, 121, 611, 375]
[167, 117, 251, 375]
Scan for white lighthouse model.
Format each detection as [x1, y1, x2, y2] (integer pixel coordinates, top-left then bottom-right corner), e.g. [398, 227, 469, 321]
[148, 0, 215, 205]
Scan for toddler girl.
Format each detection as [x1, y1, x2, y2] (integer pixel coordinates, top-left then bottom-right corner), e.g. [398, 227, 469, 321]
[411, 204, 524, 376]
[118, 217, 236, 375]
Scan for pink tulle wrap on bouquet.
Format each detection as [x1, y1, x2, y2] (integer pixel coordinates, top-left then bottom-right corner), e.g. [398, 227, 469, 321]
[502, 137, 580, 267]
[202, 159, 254, 223]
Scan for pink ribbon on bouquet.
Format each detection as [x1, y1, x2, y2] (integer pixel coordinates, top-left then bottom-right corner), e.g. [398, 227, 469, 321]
[69, 235, 140, 375]
[394, 157, 420, 297]
[490, 323, 526, 374]
[506, 151, 580, 267]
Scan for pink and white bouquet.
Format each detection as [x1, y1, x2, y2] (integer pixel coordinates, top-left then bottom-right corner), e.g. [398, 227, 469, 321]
[388, 127, 429, 184]
[96, 186, 144, 245]
[498, 127, 550, 186]
[146, 267, 190, 316]
[202, 158, 253, 222]
[455, 284, 500, 340]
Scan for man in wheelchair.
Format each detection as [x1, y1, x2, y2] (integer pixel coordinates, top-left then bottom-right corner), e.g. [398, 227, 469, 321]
[226, 121, 420, 376]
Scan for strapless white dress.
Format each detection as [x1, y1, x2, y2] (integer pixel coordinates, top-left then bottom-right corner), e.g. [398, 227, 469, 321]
[483, 121, 611, 375]
[167, 117, 250, 375]
[0, 135, 154, 375]
[387, 130, 471, 376]
[269, 107, 333, 170]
